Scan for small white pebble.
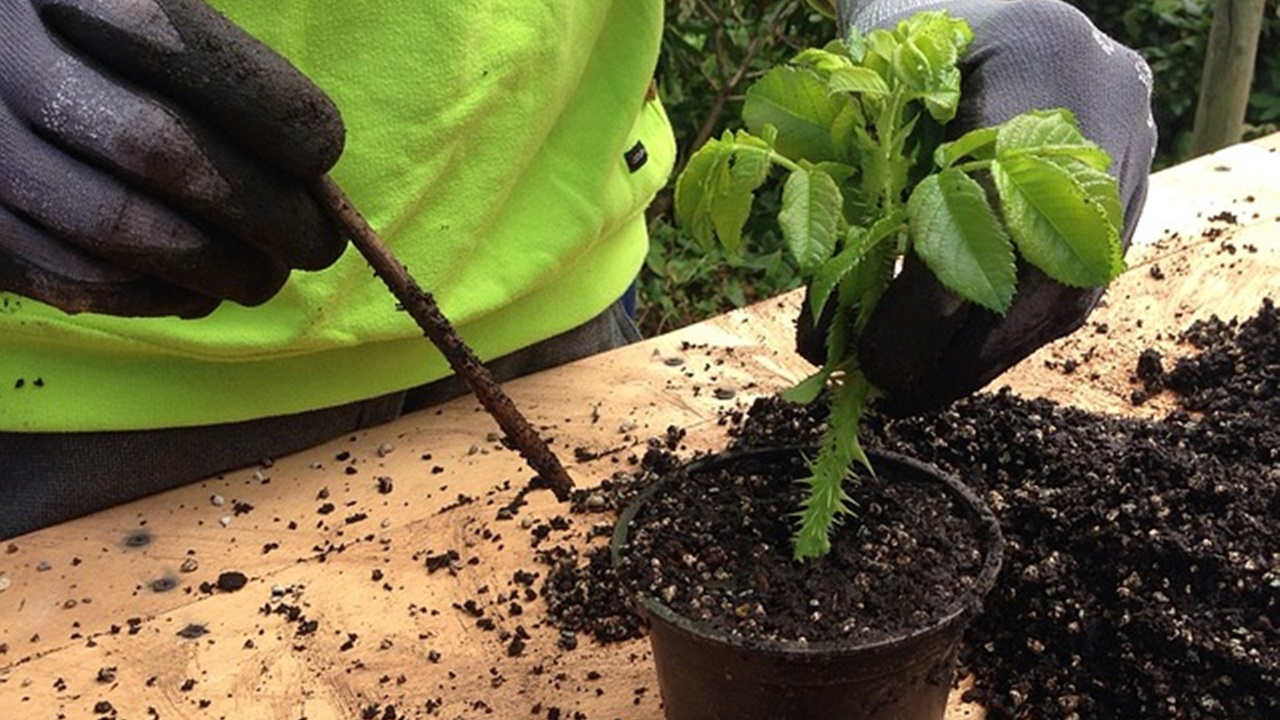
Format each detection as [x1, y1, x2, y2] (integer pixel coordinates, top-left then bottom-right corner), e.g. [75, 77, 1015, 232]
[210, 494, 225, 507]
[0, 575, 11, 592]
[376, 442, 395, 457]
[219, 515, 232, 528]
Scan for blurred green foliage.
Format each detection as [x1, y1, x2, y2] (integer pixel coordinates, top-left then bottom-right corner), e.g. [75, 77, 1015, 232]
[637, 0, 1280, 337]
[1066, 0, 1280, 166]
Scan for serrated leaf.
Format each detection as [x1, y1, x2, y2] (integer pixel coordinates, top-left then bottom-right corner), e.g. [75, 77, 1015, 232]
[904, 13, 964, 70]
[781, 367, 831, 404]
[810, 160, 857, 186]
[673, 138, 734, 251]
[794, 47, 854, 76]
[808, 227, 867, 320]
[919, 67, 963, 123]
[863, 28, 899, 73]
[996, 110, 1112, 170]
[935, 126, 999, 168]
[907, 170, 1017, 313]
[779, 168, 843, 275]
[892, 37, 932, 94]
[890, 12, 968, 121]
[993, 154, 1124, 288]
[711, 141, 774, 255]
[901, 10, 973, 62]
[827, 66, 890, 97]
[1060, 158, 1124, 243]
[829, 101, 864, 160]
[674, 131, 776, 255]
[744, 66, 846, 162]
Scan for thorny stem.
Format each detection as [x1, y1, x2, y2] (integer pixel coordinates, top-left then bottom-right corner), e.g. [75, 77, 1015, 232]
[313, 176, 575, 501]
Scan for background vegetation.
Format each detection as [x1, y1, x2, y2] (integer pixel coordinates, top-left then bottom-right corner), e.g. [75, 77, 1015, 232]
[637, 0, 1280, 336]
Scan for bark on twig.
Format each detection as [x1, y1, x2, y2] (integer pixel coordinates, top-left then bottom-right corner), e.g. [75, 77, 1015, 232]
[313, 176, 574, 500]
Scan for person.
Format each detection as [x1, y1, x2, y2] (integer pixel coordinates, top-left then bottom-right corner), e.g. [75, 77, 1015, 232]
[0, 0, 1154, 539]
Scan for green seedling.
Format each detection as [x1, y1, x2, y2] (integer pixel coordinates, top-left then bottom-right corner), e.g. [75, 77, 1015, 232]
[675, 11, 1124, 560]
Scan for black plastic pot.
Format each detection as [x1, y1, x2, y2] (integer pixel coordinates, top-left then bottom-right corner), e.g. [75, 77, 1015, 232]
[612, 447, 1003, 720]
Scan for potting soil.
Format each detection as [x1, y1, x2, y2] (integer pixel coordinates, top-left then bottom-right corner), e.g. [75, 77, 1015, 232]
[544, 298, 1278, 720]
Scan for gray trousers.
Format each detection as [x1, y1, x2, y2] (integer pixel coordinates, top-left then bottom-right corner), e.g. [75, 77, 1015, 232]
[0, 302, 640, 538]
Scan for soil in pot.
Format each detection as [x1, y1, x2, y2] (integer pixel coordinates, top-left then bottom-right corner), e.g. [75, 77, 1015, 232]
[612, 447, 1002, 720]
[544, 298, 1277, 720]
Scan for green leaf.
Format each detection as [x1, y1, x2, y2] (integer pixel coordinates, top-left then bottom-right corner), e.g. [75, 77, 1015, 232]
[842, 235, 897, 332]
[827, 66, 890, 97]
[823, 303, 853, 368]
[673, 131, 775, 255]
[1059, 158, 1124, 240]
[808, 227, 867, 321]
[810, 160, 857, 186]
[829, 101, 867, 161]
[673, 138, 733, 251]
[861, 28, 899, 79]
[892, 12, 970, 121]
[779, 168, 843, 275]
[993, 154, 1125, 288]
[843, 28, 868, 63]
[711, 138, 774, 255]
[935, 126, 998, 168]
[863, 208, 908, 254]
[781, 367, 831, 405]
[793, 47, 854, 76]
[996, 110, 1113, 171]
[744, 66, 847, 162]
[907, 170, 1017, 313]
[892, 37, 933, 94]
[901, 10, 973, 67]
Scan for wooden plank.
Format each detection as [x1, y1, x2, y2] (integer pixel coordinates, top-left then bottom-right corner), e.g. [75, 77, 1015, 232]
[3, 132, 1277, 719]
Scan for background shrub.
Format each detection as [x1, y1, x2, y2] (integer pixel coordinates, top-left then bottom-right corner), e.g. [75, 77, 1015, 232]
[637, 0, 1280, 336]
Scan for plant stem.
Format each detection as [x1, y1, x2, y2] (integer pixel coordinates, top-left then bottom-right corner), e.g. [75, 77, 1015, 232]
[312, 176, 575, 501]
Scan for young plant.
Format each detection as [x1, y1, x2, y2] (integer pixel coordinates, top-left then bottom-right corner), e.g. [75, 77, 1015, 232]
[675, 11, 1125, 560]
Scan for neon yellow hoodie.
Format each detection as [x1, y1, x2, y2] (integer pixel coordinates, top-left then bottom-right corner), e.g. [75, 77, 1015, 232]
[0, 1, 674, 432]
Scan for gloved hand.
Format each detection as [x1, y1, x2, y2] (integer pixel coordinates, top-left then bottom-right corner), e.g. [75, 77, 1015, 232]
[0, 0, 346, 318]
[797, 0, 1156, 415]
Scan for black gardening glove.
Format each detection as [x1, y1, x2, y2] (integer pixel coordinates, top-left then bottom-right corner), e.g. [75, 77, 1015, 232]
[797, 0, 1156, 416]
[0, 0, 346, 318]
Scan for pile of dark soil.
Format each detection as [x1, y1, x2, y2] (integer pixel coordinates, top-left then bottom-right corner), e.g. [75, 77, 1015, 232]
[545, 299, 1277, 719]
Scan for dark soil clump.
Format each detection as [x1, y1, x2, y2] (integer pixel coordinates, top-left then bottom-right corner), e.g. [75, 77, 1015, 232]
[545, 299, 1277, 719]
[758, 299, 1279, 719]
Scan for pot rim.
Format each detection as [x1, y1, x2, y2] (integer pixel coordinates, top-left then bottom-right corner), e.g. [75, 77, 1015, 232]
[612, 445, 1004, 658]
